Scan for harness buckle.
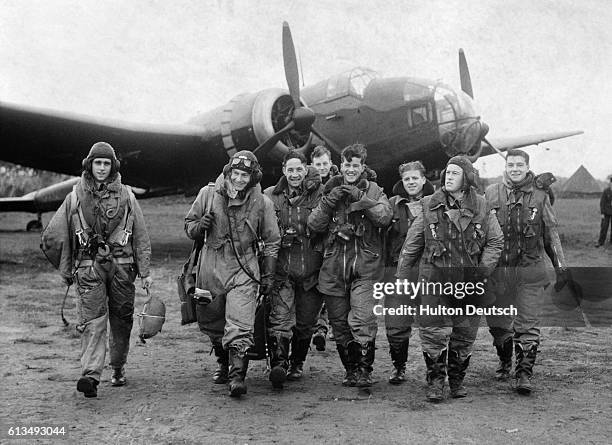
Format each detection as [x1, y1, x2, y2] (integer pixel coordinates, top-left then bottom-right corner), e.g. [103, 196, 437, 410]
[429, 223, 438, 239]
[120, 229, 132, 246]
[75, 229, 87, 246]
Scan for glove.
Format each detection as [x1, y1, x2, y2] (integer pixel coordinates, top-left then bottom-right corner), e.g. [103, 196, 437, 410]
[326, 186, 349, 206]
[62, 276, 73, 286]
[200, 213, 215, 231]
[259, 256, 277, 297]
[554, 268, 572, 292]
[343, 185, 364, 202]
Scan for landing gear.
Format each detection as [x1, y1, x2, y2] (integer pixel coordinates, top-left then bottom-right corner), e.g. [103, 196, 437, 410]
[26, 213, 43, 232]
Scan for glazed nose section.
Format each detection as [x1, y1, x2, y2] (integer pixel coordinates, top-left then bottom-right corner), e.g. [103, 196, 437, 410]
[440, 119, 488, 161]
[435, 84, 488, 161]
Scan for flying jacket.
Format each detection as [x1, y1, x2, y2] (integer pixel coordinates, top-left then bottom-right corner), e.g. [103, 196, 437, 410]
[386, 179, 435, 266]
[41, 172, 152, 281]
[263, 166, 323, 290]
[185, 174, 280, 293]
[485, 172, 566, 269]
[396, 187, 503, 284]
[308, 173, 392, 295]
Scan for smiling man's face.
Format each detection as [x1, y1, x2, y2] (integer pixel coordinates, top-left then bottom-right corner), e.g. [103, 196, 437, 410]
[230, 169, 251, 191]
[340, 156, 364, 184]
[506, 155, 529, 184]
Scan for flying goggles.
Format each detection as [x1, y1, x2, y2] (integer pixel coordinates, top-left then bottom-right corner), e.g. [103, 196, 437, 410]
[231, 155, 254, 168]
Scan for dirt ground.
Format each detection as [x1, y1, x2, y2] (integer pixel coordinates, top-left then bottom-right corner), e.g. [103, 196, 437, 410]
[1, 196, 611, 444]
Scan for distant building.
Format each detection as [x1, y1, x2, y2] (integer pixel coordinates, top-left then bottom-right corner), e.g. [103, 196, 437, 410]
[559, 165, 602, 198]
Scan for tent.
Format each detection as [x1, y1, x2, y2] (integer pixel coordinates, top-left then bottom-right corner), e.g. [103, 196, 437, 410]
[559, 165, 602, 198]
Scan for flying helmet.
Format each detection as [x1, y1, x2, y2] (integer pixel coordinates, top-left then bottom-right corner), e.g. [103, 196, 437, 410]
[440, 155, 479, 191]
[82, 142, 121, 176]
[222, 150, 263, 186]
[138, 293, 166, 343]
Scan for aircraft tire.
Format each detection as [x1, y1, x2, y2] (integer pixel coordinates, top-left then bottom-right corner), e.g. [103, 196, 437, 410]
[26, 219, 43, 232]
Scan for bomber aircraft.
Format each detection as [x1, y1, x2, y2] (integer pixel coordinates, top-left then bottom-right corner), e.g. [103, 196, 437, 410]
[0, 22, 582, 230]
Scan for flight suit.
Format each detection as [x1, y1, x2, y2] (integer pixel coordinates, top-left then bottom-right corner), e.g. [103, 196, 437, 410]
[384, 180, 434, 383]
[264, 166, 324, 380]
[42, 172, 151, 383]
[185, 174, 280, 352]
[308, 173, 392, 386]
[397, 187, 503, 398]
[485, 172, 566, 385]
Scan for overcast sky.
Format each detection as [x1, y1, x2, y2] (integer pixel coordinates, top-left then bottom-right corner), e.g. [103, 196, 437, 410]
[1, 0, 610, 179]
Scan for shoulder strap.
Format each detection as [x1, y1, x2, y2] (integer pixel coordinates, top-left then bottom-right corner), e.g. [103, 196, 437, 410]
[70, 188, 90, 247]
[106, 186, 137, 246]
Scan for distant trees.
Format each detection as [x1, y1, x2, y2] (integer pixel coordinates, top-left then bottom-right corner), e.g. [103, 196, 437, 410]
[0, 162, 73, 197]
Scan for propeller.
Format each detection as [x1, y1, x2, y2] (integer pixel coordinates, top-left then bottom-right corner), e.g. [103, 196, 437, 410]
[458, 49, 498, 161]
[283, 22, 301, 108]
[459, 48, 474, 99]
[253, 22, 326, 156]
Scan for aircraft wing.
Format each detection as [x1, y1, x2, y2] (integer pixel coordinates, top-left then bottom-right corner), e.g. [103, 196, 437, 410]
[0, 101, 224, 191]
[0, 177, 79, 213]
[481, 130, 583, 156]
[0, 195, 42, 213]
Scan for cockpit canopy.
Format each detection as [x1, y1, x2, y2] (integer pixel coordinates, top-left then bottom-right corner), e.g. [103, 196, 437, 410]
[434, 84, 478, 125]
[325, 68, 380, 100]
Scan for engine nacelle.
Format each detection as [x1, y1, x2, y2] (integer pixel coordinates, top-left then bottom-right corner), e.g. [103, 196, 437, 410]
[188, 88, 311, 163]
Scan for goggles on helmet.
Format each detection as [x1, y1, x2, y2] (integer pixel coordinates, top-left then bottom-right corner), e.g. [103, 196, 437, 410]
[231, 155, 253, 168]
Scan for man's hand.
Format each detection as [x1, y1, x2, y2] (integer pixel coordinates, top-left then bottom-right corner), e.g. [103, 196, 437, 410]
[141, 275, 154, 290]
[343, 185, 364, 202]
[554, 268, 571, 292]
[200, 213, 215, 231]
[326, 186, 349, 206]
[62, 276, 74, 286]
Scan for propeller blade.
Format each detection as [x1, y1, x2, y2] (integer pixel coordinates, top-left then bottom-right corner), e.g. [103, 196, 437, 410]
[459, 49, 474, 99]
[283, 21, 301, 108]
[252, 121, 295, 155]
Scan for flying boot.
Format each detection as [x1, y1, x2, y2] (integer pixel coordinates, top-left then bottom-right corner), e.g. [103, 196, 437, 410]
[77, 376, 99, 398]
[388, 341, 408, 385]
[287, 336, 310, 381]
[447, 348, 471, 398]
[211, 342, 229, 384]
[423, 349, 447, 402]
[515, 343, 538, 395]
[494, 337, 513, 380]
[228, 346, 249, 397]
[111, 367, 127, 387]
[337, 342, 359, 387]
[356, 341, 376, 387]
[268, 335, 290, 389]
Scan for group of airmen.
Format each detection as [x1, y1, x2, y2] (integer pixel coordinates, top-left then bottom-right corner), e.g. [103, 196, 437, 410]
[42, 140, 569, 402]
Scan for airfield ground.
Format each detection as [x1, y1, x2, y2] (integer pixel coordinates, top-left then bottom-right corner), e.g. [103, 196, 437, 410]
[1, 196, 611, 444]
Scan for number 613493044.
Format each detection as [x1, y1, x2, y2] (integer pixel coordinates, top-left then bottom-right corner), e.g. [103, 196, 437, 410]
[7, 426, 66, 436]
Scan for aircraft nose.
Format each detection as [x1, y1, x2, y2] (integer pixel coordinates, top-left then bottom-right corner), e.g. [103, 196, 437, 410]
[439, 118, 488, 161]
